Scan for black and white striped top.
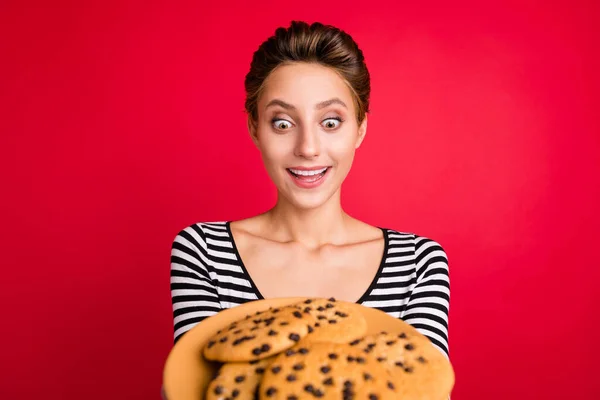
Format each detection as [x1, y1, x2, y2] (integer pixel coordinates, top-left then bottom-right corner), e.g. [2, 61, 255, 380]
[170, 221, 450, 358]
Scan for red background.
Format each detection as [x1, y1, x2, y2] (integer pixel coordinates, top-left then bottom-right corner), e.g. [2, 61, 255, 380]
[1, 0, 599, 399]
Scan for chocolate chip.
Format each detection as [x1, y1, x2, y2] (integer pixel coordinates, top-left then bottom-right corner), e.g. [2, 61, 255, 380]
[320, 365, 331, 373]
[207, 340, 216, 348]
[417, 356, 427, 363]
[323, 377, 334, 385]
[268, 329, 278, 336]
[273, 308, 280, 313]
[249, 360, 260, 365]
[380, 331, 388, 335]
[253, 319, 262, 324]
[395, 361, 404, 367]
[328, 297, 336, 302]
[250, 326, 259, 331]
[293, 311, 303, 318]
[265, 387, 277, 396]
[233, 329, 242, 334]
[307, 325, 314, 333]
[363, 347, 372, 354]
[280, 321, 289, 326]
[304, 384, 315, 393]
[234, 375, 245, 383]
[399, 332, 407, 339]
[367, 343, 376, 349]
[344, 380, 353, 387]
[252, 348, 262, 355]
[287, 396, 298, 400]
[219, 336, 228, 343]
[304, 299, 313, 304]
[405, 366, 414, 373]
[328, 353, 338, 360]
[264, 317, 276, 326]
[349, 339, 361, 346]
[376, 357, 387, 362]
[317, 315, 327, 320]
[315, 322, 321, 327]
[385, 340, 396, 345]
[214, 385, 223, 395]
[298, 347, 309, 354]
[261, 344, 271, 352]
[387, 381, 395, 390]
[335, 311, 348, 317]
[232, 389, 240, 398]
[286, 374, 297, 382]
[271, 366, 281, 374]
[255, 367, 265, 374]
[325, 303, 334, 308]
[293, 363, 304, 371]
[356, 357, 366, 364]
[368, 394, 379, 400]
[363, 373, 372, 381]
[289, 333, 300, 342]
[347, 356, 355, 362]
[314, 389, 324, 397]
[317, 306, 325, 312]
[405, 343, 415, 351]
[303, 307, 312, 313]
[285, 349, 296, 356]
[329, 319, 337, 324]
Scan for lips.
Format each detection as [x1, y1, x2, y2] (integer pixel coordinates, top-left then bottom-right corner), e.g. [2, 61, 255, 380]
[287, 167, 329, 178]
[286, 167, 331, 189]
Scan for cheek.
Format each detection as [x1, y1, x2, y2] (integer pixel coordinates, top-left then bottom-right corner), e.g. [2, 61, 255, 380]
[328, 138, 357, 166]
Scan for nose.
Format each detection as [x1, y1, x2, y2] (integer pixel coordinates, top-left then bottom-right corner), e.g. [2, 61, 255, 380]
[294, 124, 320, 159]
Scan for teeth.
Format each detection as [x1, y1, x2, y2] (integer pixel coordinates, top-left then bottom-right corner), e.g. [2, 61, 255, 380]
[289, 167, 328, 176]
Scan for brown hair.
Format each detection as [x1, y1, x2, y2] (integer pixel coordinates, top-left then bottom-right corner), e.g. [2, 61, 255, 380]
[244, 21, 371, 125]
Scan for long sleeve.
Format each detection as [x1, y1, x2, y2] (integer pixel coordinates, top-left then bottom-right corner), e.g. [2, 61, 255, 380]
[170, 224, 222, 344]
[402, 236, 451, 358]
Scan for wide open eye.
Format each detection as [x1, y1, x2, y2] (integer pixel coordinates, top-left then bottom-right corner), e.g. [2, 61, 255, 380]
[322, 117, 342, 130]
[272, 119, 293, 130]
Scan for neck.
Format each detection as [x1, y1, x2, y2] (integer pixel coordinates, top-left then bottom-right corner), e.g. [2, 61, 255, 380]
[263, 189, 353, 249]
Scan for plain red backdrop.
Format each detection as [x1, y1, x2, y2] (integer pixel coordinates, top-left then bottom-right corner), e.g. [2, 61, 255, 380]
[1, 0, 599, 399]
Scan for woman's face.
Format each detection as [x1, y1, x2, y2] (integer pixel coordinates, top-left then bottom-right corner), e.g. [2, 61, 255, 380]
[249, 62, 367, 210]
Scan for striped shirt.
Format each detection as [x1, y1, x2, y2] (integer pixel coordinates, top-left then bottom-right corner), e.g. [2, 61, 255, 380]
[170, 221, 450, 358]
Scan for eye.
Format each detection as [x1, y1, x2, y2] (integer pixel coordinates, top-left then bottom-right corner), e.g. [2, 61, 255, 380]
[272, 119, 293, 130]
[322, 117, 342, 130]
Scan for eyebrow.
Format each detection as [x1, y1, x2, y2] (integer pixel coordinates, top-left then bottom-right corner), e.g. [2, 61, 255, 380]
[265, 98, 347, 111]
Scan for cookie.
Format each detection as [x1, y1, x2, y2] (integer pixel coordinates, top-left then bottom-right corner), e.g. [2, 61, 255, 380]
[294, 298, 367, 345]
[206, 356, 275, 400]
[203, 306, 316, 362]
[351, 331, 454, 400]
[258, 342, 397, 400]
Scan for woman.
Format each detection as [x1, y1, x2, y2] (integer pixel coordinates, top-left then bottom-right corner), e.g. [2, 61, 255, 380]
[170, 20, 450, 360]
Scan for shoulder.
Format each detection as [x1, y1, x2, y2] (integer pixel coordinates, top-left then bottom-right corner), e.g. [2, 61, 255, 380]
[173, 221, 229, 243]
[384, 228, 449, 266]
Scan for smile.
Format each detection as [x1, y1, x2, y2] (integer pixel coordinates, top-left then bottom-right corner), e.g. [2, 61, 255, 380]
[286, 167, 331, 188]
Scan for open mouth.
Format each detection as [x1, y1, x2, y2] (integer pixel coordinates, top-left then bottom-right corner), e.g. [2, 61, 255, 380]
[286, 167, 330, 183]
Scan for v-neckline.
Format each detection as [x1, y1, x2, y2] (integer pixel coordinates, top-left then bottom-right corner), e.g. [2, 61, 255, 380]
[224, 221, 389, 304]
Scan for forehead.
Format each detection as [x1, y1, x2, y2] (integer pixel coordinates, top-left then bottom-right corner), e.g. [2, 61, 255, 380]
[259, 62, 354, 109]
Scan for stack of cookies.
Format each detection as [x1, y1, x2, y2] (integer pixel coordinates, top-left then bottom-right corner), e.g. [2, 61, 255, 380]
[202, 298, 454, 400]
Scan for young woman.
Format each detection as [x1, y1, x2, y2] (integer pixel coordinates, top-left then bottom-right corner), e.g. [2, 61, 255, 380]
[170, 21, 450, 359]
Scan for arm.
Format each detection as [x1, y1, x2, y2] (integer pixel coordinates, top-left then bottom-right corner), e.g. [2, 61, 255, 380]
[170, 224, 222, 344]
[402, 236, 450, 359]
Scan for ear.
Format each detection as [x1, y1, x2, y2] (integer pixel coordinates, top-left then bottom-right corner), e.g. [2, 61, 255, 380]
[355, 115, 368, 149]
[247, 116, 259, 147]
